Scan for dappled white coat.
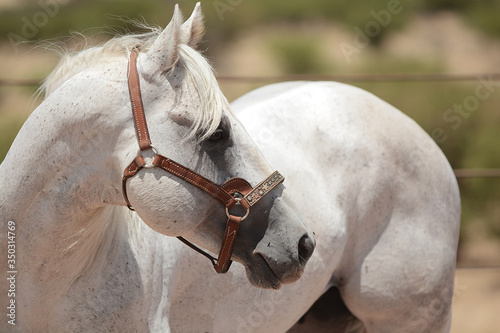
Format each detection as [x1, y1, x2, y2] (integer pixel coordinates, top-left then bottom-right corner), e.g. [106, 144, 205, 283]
[224, 81, 461, 332]
[0, 3, 459, 333]
[135, 80, 460, 332]
[0, 4, 318, 332]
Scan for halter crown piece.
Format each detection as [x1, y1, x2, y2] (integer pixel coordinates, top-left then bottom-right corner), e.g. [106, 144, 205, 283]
[122, 47, 285, 273]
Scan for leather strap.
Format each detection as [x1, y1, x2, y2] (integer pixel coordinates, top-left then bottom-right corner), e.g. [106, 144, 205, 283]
[123, 153, 284, 211]
[122, 47, 285, 274]
[122, 155, 146, 210]
[221, 177, 253, 196]
[128, 47, 152, 151]
[214, 215, 241, 273]
[153, 154, 238, 208]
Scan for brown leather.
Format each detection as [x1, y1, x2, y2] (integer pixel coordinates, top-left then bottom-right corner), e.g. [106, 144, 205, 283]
[128, 47, 152, 151]
[214, 215, 242, 273]
[122, 47, 285, 274]
[122, 155, 146, 210]
[123, 155, 146, 178]
[177, 236, 217, 266]
[153, 154, 238, 208]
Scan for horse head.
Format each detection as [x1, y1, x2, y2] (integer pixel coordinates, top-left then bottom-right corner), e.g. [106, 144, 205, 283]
[43, 3, 314, 289]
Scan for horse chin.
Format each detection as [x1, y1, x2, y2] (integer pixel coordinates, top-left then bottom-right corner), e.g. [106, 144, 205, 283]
[244, 251, 307, 289]
[245, 262, 283, 290]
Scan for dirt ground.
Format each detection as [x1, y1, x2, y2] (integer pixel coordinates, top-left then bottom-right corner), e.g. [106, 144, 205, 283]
[451, 268, 500, 333]
[451, 237, 500, 333]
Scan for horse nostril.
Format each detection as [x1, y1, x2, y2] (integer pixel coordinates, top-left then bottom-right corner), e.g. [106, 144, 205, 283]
[298, 234, 315, 264]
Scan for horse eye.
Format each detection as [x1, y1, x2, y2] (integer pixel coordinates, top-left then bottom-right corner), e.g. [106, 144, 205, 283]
[208, 128, 226, 142]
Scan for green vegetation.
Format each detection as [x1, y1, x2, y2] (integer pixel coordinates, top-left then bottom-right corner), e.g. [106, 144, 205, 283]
[269, 36, 332, 74]
[0, 0, 172, 41]
[3, 1, 500, 45]
[0, 114, 27, 161]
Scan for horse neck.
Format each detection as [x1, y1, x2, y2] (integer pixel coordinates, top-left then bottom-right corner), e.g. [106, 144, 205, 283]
[0, 79, 132, 287]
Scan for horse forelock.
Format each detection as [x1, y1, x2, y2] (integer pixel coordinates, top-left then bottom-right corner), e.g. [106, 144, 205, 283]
[41, 28, 226, 142]
[178, 44, 227, 142]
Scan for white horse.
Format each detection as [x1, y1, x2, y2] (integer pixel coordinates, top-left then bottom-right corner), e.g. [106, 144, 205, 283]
[150, 78, 460, 332]
[0, 4, 316, 332]
[232, 82, 461, 332]
[0, 3, 460, 333]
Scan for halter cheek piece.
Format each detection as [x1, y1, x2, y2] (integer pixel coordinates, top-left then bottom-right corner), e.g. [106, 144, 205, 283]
[122, 48, 284, 273]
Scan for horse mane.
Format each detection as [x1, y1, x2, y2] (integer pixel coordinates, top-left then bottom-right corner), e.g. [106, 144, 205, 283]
[61, 206, 127, 289]
[40, 25, 228, 284]
[41, 26, 226, 141]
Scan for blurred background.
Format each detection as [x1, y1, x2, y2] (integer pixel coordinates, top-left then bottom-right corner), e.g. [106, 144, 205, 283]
[0, 0, 499, 331]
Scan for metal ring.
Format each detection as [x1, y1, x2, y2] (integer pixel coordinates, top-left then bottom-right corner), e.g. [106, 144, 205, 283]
[138, 145, 159, 155]
[225, 203, 250, 221]
[139, 145, 159, 169]
[149, 145, 159, 155]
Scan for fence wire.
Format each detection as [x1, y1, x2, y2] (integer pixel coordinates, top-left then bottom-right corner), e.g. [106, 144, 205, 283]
[0, 72, 499, 270]
[2, 73, 500, 181]
[2, 72, 500, 87]
[217, 72, 500, 83]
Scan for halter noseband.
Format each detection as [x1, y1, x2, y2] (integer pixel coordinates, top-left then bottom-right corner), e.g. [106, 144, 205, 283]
[122, 47, 284, 273]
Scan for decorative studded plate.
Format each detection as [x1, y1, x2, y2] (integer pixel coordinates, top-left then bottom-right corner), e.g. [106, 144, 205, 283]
[243, 171, 285, 207]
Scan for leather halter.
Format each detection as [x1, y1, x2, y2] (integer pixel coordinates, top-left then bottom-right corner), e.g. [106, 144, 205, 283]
[122, 47, 284, 273]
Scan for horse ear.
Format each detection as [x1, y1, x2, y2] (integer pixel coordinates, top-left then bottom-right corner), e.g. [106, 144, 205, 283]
[180, 2, 205, 48]
[143, 4, 184, 74]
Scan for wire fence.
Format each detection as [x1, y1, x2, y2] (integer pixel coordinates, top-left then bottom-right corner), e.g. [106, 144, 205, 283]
[1, 71, 499, 270]
[456, 265, 500, 270]
[2, 72, 500, 180]
[218, 72, 500, 83]
[0, 78, 40, 87]
[2, 72, 500, 87]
